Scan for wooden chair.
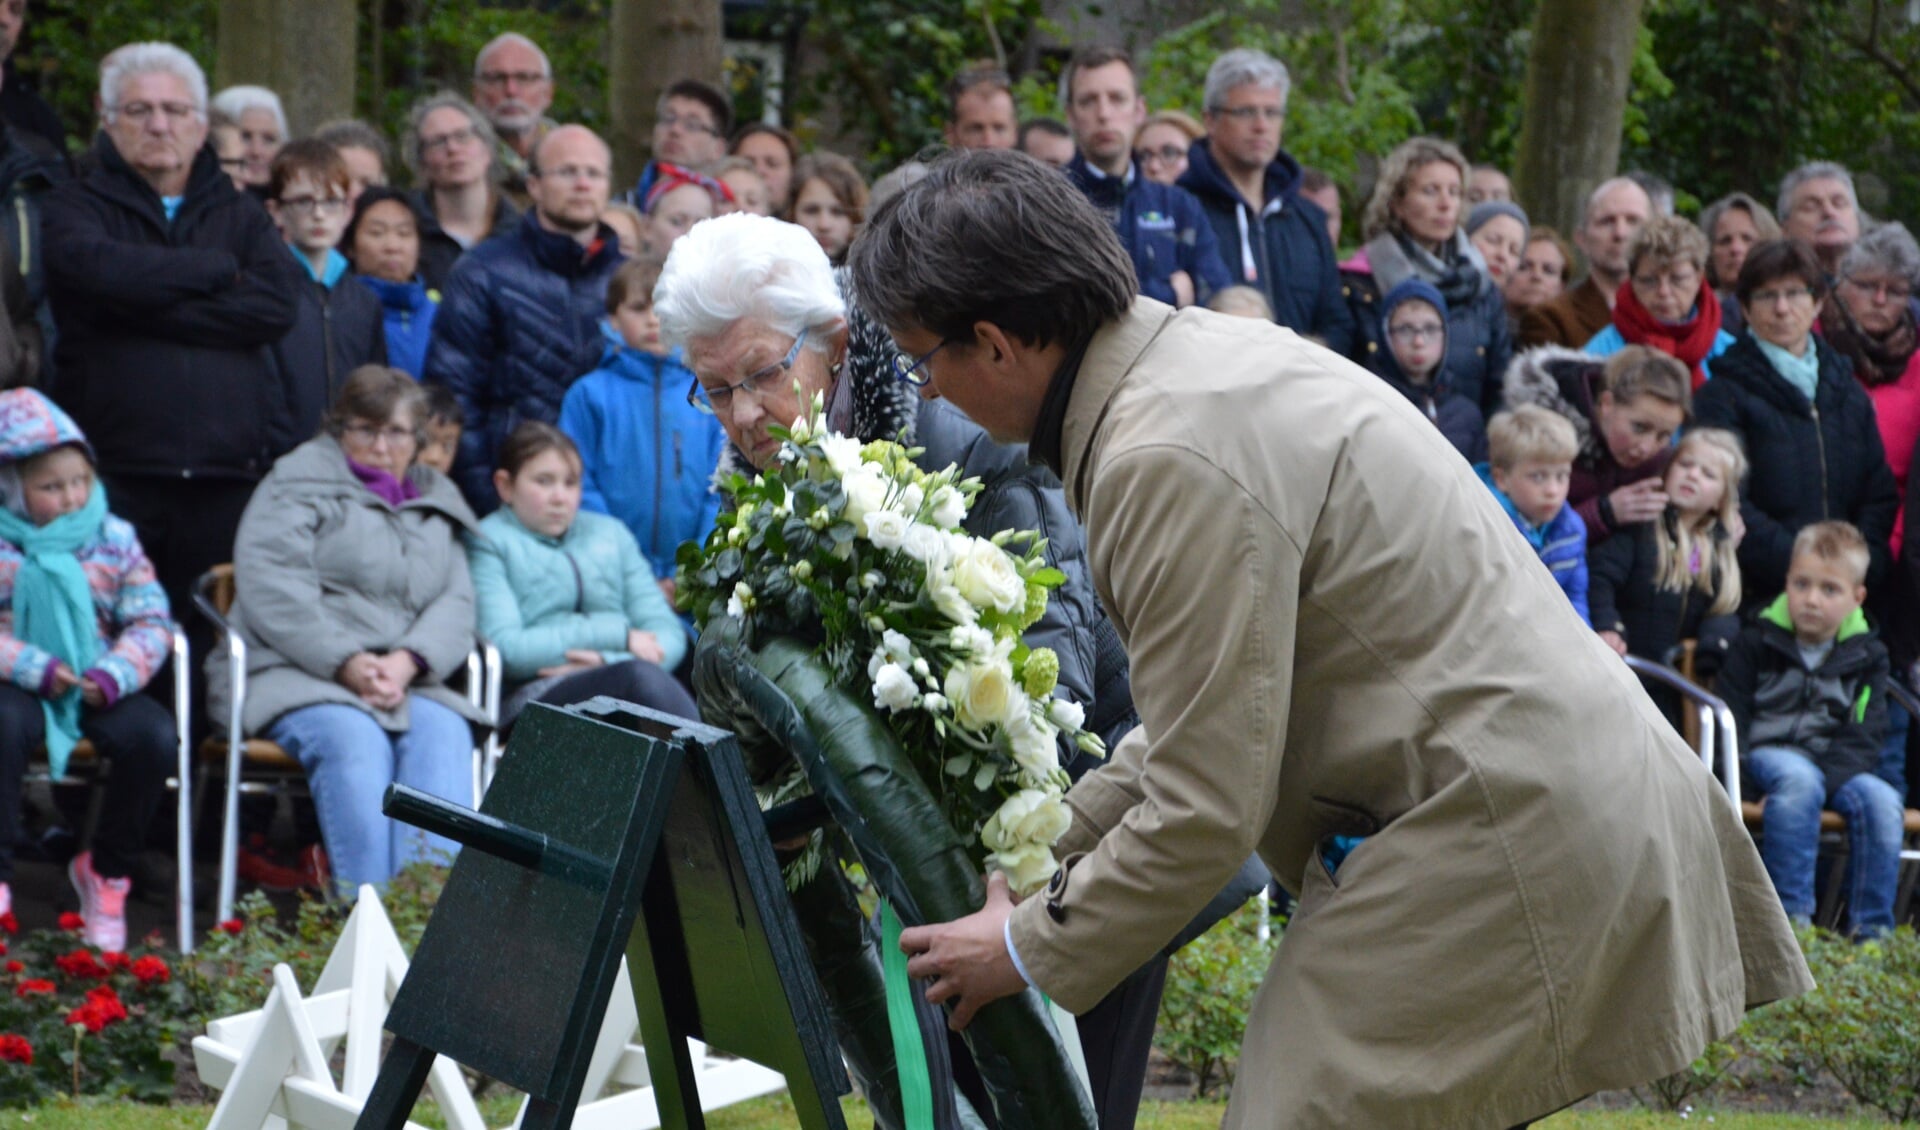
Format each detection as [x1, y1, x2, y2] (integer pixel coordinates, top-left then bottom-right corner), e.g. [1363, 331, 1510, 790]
[192, 566, 496, 924]
[26, 622, 195, 952]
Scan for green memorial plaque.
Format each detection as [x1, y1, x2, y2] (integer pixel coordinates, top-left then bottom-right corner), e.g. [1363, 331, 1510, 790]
[354, 698, 850, 1130]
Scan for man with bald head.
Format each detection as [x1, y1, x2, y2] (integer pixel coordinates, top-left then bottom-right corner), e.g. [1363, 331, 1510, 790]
[1518, 176, 1653, 349]
[425, 124, 625, 511]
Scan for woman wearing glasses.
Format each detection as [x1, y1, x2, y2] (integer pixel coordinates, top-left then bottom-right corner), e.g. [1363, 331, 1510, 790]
[658, 212, 1234, 1130]
[402, 93, 519, 290]
[1694, 239, 1900, 606]
[213, 366, 488, 894]
[266, 140, 386, 457]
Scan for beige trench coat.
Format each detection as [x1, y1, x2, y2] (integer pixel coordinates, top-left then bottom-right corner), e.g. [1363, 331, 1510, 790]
[1006, 299, 1812, 1129]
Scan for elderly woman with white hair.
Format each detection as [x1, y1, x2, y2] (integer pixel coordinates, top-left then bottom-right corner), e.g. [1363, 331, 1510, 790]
[1340, 136, 1513, 415]
[654, 213, 1251, 1130]
[210, 84, 286, 192]
[1823, 223, 1920, 553]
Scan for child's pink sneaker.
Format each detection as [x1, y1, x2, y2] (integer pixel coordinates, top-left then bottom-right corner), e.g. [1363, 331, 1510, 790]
[68, 852, 130, 953]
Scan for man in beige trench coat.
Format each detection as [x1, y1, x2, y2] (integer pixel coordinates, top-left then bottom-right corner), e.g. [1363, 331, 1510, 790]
[856, 150, 1814, 1129]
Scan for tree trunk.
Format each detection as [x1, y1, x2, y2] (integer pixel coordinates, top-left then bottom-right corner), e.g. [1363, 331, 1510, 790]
[609, 0, 725, 191]
[216, 0, 356, 135]
[1512, 0, 1646, 237]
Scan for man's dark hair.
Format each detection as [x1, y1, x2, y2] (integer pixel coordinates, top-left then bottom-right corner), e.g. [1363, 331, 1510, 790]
[660, 78, 734, 139]
[1060, 45, 1134, 106]
[849, 148, 1137, 350]
[1735, 238, 1829, 308]
[1018, 118, 1070, 148]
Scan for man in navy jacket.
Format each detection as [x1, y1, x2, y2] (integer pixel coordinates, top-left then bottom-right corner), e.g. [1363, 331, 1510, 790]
[1177, 48, 1353, 352]
[1062, 47, 1229, 309]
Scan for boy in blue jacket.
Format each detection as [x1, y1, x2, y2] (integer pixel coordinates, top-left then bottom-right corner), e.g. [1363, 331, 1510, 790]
[1477, 403, 1589, 625]
[559, 258, 727, 599]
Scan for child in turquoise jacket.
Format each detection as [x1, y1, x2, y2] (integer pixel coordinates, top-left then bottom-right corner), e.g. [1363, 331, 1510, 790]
[468, 422, 695, 727]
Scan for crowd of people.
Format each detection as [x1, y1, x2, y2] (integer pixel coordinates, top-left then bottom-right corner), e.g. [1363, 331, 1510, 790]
[0, 15, 1909, 982]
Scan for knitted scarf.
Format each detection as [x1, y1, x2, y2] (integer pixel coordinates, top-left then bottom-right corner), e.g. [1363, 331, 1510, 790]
[1365, 229, 1489, 311]
[0, 484, 108, 776]
[1612, 280, 1723, 390]
[1821, 293, 1918, 388]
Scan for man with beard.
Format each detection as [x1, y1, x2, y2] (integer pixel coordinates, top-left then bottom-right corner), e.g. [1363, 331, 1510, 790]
[425, 125, 624, 512]
[472, 33, 557, 208]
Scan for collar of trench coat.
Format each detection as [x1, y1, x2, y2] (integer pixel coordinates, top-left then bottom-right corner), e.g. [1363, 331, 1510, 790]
[1061, 298, 1180, 515]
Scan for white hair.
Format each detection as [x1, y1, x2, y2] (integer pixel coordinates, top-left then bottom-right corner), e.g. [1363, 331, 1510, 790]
[210, 84, 287, 136]
[99, 43, 208, 120]
[1777, 161, 1858, 223]
[474, 32, 551, 79]
[1580, 176, 1651, 229]
[655, 213, 846, 351]
[1204, 48, 1289, 112]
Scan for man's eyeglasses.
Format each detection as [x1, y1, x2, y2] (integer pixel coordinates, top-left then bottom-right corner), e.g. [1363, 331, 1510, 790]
[476, 70, 549, 88]
[658, 112, 719, 138]
[1212, 105, 1284, 123]
[420, 126, 480, 154]
[278, 196, 350, 217]
[688, 329, 810, 415]
[892, 341, 947, 387]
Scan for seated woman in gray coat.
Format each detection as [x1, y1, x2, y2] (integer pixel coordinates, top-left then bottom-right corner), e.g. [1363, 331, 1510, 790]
[210, 365, 487, 891]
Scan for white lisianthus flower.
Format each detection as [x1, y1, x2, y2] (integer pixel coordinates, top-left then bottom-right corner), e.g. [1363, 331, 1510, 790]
[726, 592, 745, 617]
[788, 415, 813, 444]
[1006, 711, 1060, 780]
[929, 485, 967, 529]
[818, 433, 863, 477]
[992, 842, 1059, 896]
[871, 663, 920, 713]
[949, 624, 997, 659]
[842, 464, 888, 527]
[982, 788, 1073, 852]
[951, 539, 1025, 613]
[862, 510, 909, 549]
[922, 692, 949, 713]
[897, 482, 925, 516]
[1047, 698, 1086, 733]
[868, 629, 916, 681]
[930, 577, 978, 626]
[901, 524, 952, 568]
[944, 661, 1026, 730]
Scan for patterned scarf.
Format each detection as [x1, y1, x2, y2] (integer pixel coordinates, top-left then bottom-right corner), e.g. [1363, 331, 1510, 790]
[1821, 293, 1917, 387]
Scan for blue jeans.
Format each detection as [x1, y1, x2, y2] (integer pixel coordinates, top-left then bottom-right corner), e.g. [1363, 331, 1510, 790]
[268, 696, 472, 891]
[1746, 744, 1905, 937]
[1879, 695, 1910, 801]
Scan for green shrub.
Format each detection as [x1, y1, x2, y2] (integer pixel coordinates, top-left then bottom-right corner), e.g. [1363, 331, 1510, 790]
[1744, 925, 1920, 1123]
[1631, 1037, 1741, 1112]
[1152, 898, 1277, 1098]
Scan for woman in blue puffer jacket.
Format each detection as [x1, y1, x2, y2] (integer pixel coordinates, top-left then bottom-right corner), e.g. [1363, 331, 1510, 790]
[468, 422, 695, 728]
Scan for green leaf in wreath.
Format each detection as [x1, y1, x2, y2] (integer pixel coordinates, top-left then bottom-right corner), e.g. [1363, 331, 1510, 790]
[973, 763, 997, 791]
[945, 755, 973, 777]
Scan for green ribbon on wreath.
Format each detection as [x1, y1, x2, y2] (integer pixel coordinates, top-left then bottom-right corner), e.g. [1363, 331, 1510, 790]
[880, 898, 938, 1130]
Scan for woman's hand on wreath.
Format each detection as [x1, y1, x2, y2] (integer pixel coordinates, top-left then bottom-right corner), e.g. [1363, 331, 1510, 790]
[900, 870, 1030, 1030]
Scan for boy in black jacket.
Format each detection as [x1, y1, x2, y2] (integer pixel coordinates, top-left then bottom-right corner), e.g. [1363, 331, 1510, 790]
[1718, 521, 1903, 937]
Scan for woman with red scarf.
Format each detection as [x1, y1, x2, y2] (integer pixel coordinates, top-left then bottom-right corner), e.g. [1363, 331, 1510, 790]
[1583, 215, 1733, 389]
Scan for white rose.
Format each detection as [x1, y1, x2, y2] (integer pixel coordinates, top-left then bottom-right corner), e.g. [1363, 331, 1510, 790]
[871, 663, 920, 713]
[841, 464, 889, 527]
[1046, 698, 1086, 733]
[951, 539, 1025, 614]
[992, 842, 1060, 897]
[862, 509, 909, 550]
[929, 485, 967, 528]
[1005, 712, 1060, 779]
[982, 788, 1074, 852]
[818, 432, 863, 477]
[944, 661, 1025, 731]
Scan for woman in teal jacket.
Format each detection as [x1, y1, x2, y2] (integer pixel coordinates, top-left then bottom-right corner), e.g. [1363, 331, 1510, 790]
[468, 422, 695, 727]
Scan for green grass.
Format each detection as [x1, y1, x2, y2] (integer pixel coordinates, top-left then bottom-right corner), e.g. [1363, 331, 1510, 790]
[0, 1096, 1892, 1129]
